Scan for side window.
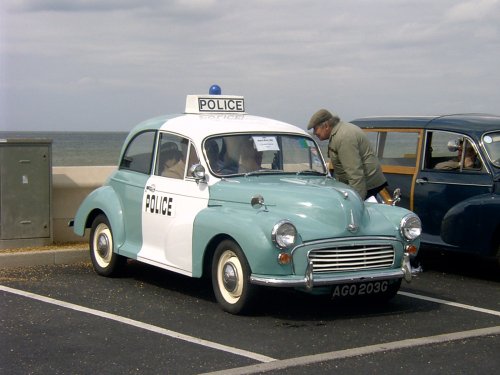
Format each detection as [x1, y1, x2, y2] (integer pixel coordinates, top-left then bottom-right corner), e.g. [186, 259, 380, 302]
[425, 131, 483, 171]
[119, 131, 156, 174]
[155, 133, 189, 179]
[367, 131, 419, 167]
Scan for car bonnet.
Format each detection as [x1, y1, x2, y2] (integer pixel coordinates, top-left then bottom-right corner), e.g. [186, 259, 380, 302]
[207, 175, 372, 235]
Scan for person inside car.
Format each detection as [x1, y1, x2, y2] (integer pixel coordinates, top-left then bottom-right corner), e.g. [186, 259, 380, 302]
[161, 142, 186, 179]
[434, 139, 478, 170]
[238, 138, 263, 173]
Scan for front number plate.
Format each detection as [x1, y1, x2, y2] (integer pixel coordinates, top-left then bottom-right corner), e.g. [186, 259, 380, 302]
[332, 280, 389, 298]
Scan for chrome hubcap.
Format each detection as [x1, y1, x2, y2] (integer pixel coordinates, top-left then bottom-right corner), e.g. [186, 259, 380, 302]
[97, 233, 110, 259]
[222, 262, 238, 292]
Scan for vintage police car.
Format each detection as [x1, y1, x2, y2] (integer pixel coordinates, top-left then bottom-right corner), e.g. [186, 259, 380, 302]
[352, 114, 500, 263]
[72, 87, 422, 314]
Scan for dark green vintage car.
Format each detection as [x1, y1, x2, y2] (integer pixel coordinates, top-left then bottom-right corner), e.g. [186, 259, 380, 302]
[352, 114, 500, 262]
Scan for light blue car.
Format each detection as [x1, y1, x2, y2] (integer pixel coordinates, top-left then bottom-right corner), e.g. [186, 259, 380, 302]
[72, 91, 421, 314]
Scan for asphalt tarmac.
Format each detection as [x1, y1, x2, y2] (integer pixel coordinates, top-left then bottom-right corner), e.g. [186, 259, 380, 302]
[1, 248, 499, 374]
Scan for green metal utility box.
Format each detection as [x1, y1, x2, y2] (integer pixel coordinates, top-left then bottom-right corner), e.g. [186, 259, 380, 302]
[0, 139, 53, 249]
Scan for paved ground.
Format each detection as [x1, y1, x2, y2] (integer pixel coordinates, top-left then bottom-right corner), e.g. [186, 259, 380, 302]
[0, 244, 87, 268]
[0, 249, 499, 374]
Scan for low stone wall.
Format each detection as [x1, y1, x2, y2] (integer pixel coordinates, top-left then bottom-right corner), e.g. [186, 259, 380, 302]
[52, 166, 116, 243]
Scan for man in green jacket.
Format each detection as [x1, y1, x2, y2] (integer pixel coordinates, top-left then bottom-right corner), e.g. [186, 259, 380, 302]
[308, 109, 387, 200]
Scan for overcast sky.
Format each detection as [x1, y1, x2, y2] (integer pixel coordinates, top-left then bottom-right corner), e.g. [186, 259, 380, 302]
[1, 0, 499, 132]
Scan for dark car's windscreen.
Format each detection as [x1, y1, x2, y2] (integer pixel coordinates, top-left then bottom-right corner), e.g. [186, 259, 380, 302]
[483, 132, 500, 168]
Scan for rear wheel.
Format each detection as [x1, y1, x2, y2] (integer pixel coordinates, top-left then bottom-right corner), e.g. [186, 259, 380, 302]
[212, 240, 256, 314]
[90, 214, 125, 276]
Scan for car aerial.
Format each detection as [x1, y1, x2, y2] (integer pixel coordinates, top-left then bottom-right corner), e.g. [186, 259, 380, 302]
[72, 86, 422, 314]
[352, 114, 500, 263]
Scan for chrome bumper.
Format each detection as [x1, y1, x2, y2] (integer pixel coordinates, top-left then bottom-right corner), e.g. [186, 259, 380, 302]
[250, 252, 421, 289]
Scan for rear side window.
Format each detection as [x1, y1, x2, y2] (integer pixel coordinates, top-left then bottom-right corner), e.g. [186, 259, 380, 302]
[366, 131, 419, 168]
[119, 131, 156, 174]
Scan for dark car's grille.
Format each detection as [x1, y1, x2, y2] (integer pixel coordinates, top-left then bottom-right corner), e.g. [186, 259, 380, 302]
[308, 244, 395, 273]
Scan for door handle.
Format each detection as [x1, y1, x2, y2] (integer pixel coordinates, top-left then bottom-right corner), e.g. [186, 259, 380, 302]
[146, 185, 156, 192]
[415, 178, 428, 184]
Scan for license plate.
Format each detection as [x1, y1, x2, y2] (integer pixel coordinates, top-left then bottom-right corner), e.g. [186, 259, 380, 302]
[332, 280, 389, 298]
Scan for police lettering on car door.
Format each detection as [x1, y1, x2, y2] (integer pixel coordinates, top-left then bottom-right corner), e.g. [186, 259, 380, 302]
[144, 193, 174, 216]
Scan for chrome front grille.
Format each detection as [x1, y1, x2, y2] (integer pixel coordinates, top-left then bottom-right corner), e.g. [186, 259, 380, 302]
[308, 244, 395, 273]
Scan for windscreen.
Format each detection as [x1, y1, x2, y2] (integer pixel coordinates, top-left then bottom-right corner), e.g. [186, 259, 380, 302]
[203, 134, 326, 176]
[483, 132, 500, 168]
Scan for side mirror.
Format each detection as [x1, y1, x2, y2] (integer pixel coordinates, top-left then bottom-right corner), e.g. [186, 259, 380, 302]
[392, 188, 401, 206]
[251, 194, 268, 211]
[251, 195, 265, 209]
[190, 164, 207, 183]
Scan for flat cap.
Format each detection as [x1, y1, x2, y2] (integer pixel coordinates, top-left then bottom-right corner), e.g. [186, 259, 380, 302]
[308, 109, 334, 130]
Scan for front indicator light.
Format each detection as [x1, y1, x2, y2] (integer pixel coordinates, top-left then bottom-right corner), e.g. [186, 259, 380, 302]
[405, 244, 418, 255]
[277, 252, 291, 265]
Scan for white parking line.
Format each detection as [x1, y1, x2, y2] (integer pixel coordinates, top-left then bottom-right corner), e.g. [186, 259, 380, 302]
[0, 285, 276, 363]
[200, 325, 500, 375]
[398, 291, 500, 317]
[2, 284, 499, 374]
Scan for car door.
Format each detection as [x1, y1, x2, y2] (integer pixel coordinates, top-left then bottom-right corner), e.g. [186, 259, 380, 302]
[138, 132, 209, 275]
[112, 130, 156, 257]
[413, 130, 493, 248]
[364, 129, 422, 209]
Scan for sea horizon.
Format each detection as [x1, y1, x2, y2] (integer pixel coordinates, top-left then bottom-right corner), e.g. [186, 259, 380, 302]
[0, 131, 128, 166]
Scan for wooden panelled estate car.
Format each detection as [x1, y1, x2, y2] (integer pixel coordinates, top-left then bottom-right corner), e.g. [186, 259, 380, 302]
[352, 114, 500, 262]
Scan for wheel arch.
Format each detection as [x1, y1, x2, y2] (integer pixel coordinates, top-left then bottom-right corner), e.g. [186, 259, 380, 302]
[192, 207, 282, 278]
[441, 193, 500, 255]
[73, 186, 126, 248]
[200, 234, 237, 279]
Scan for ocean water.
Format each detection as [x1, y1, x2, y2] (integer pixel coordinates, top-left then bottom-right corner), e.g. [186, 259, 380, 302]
[0, 131, 128, 166]
[1, 131, 331, 167]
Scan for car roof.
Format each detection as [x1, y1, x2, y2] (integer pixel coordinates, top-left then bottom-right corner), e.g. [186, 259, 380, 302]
[131, 113, 309, 143]
[352, 114, 500, 134]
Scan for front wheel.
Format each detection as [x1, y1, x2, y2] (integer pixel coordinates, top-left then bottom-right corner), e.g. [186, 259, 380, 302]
[90, 214, 125, 277]
[212, 240, 257, 314]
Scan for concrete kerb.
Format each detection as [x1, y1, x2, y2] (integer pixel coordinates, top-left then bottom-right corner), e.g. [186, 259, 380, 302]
[0, 248, 89, 268]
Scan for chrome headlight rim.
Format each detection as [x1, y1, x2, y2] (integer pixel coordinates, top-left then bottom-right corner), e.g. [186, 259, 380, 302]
[271, 220, 297, 250]
[400, 213, 422, 241]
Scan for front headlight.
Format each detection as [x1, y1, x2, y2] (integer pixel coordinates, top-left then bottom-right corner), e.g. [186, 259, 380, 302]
[272, 220, 297, 249]
[400, 213, 422, 241]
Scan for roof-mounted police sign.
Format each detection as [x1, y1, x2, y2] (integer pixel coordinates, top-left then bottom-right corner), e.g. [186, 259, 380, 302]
[185, 95, 246, 114]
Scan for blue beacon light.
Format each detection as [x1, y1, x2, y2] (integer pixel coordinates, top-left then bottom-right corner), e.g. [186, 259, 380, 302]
[209, 84, 221, 95]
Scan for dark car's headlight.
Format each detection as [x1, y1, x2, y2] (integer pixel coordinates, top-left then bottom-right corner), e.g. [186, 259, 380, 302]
[272, 220, 297, 249]
[400, 213, 422, 241]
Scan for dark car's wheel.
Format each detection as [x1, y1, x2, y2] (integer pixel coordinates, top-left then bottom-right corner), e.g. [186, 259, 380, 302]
[90, 214, 125, 277]
[212, 240, 256, 314]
